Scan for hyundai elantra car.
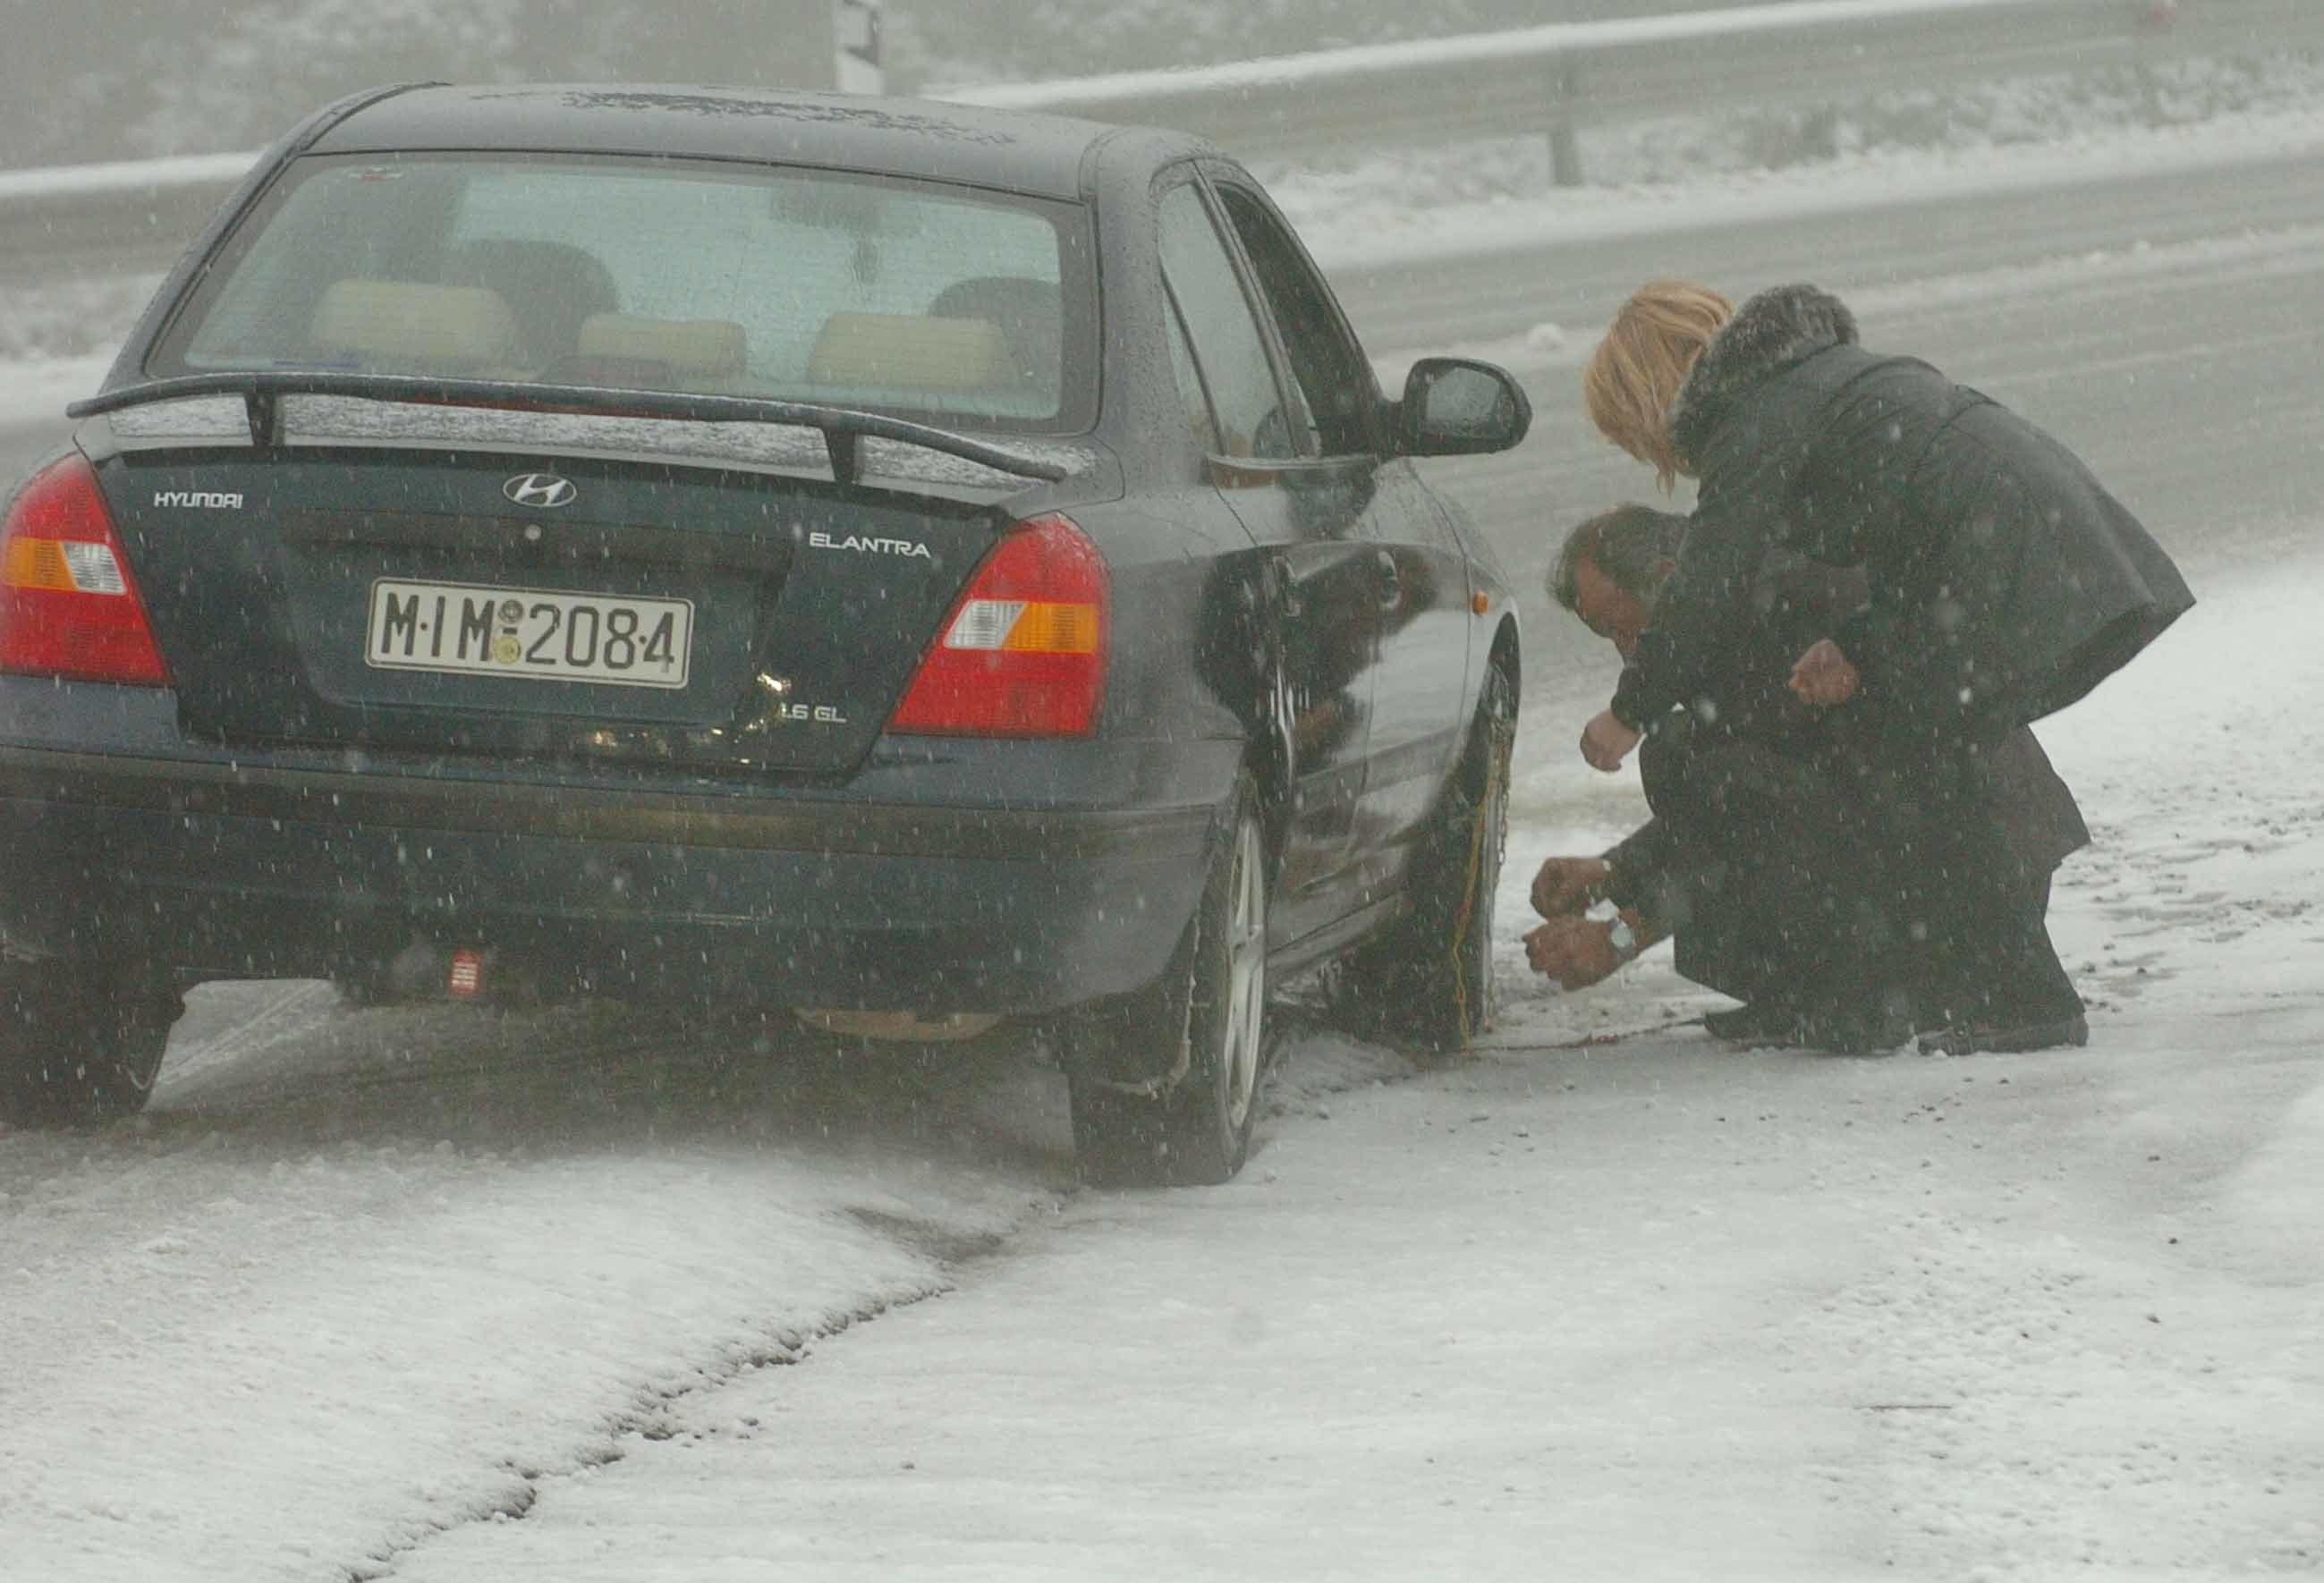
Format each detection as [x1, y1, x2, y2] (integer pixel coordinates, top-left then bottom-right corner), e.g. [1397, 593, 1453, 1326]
[0, 83, 1530, 1181]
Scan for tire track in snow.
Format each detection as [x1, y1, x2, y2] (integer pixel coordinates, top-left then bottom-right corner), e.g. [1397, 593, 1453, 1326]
[158, 978, 341, 1088]
[337, 1284, 949, 1583]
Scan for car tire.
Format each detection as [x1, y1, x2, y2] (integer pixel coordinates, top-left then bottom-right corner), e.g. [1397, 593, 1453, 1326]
[1065, 775, 1269, 1187]
[1336, 663, 1514, 1055]
[0, 966, 182, 1127]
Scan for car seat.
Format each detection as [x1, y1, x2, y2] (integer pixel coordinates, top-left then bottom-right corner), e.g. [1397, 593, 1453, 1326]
[309, 279, 523, 374]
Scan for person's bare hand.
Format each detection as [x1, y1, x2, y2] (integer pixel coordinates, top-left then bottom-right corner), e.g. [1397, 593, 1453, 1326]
[1580, 708, 1642, 773]
[1523, 917, 1624, 991]
[1789, 638, 1861, 707]
[1531, 856, 1611, 918]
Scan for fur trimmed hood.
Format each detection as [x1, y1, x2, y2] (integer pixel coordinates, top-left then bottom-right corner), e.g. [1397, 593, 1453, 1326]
[1667, 284, 1859, 471]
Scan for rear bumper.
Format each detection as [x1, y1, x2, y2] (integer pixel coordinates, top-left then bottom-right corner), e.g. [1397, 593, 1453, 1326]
[0, 747, 1218, 1016]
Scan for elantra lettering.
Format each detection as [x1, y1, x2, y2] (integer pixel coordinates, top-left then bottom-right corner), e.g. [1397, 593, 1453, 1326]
[809, 530, 932, 559]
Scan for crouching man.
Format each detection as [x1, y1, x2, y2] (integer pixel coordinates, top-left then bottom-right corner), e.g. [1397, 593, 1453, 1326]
[1523, 505, 2089, 1052]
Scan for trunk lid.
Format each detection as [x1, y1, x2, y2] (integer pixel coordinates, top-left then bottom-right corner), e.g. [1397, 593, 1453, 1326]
[96, 426, 1031, 778]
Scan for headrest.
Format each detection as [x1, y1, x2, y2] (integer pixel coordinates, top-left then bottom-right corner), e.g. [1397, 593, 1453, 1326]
[805, 313, 1011, 392]
[577, 314, 749, 377]
[311, 280, 520, 368]
[929, 275, 1059, 329]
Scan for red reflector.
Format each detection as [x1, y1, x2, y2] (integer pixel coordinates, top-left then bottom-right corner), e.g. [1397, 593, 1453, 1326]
[887, 512, 1107, 737]
[0, 454, 170, 687]
[447, 950, 485, 998]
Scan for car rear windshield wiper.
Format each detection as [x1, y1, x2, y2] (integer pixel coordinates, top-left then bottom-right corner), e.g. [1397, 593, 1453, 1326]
[67, 371, 1076, 485]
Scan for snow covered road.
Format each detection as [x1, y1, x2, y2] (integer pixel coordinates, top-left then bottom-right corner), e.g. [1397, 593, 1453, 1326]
[0, 1003, 1075, 1579]
[361, 556, 2317, 1583]
[7, 563, 2320, 1583]
[5, 133, 2324, 1583]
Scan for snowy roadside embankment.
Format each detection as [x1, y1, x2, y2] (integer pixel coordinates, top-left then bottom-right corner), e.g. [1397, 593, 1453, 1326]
[1293, 93, 2324, 273]
[0, 353, 113, 434]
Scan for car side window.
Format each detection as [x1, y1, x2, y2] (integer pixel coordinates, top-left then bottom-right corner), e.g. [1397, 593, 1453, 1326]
[1209, 180, 1378, 458]
[1156, 182, 1302, 461]
[1162, 289, 1223, 455]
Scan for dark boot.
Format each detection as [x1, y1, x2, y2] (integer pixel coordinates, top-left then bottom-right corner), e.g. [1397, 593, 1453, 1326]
[1706, 984, 1914, 1054]
[1918, 1013, 2090, 1055]
[1703, 1000, 1803, 1045]
[1794, 991, 1918, 1056]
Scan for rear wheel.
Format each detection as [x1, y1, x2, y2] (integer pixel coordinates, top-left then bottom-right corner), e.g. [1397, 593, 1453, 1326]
[1336, 663, 1514, 1054]
[0, 965, 182, 1126]
[1064, 778, 1268, 1187]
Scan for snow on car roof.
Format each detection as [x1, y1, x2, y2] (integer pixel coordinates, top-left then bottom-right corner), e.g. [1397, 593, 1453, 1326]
[311, 84, 1128, 200]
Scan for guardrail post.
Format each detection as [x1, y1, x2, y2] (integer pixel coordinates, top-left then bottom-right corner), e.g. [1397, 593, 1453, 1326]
[2133, 0, 2178, 127]
[1802, 104, 1842, 162]
[1548, 53, 1587, 188]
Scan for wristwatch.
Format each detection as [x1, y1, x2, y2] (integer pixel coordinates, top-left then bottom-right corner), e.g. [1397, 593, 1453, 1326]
[1607, 915, 1639, 956]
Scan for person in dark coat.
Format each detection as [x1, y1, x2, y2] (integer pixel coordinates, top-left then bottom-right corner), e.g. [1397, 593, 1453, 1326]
[1525, 504, 2091, 1051]
[1574, 281, 2193, 1052]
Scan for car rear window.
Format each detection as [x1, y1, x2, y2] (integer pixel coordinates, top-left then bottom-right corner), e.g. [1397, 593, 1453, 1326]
[149, 153, 1097, 434]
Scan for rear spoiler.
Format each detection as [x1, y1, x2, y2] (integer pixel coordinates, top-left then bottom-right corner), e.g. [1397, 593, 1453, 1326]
[67, 372, 1076, 485]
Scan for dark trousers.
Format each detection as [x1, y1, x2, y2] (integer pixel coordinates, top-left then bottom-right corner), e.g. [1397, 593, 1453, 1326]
[1835, 732, 2083, 1028]
[1639, 714, 2079, 1026]
[1635, 716, 1903, 1013]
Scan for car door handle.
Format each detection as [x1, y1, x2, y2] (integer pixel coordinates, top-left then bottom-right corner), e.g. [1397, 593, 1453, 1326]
[1373, 549, 1401, 610]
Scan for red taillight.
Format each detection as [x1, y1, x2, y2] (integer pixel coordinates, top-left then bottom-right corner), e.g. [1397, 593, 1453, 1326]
[0, 454, 170, 687]
[887, 512, 1107, 738]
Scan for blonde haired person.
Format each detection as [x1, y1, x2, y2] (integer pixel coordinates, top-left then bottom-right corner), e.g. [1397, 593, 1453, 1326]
[1572, 280, 2192, 1054]
[1580, 279, 1732, 494]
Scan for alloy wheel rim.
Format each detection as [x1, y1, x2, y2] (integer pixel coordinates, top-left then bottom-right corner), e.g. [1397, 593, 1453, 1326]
[1221, 817, 1267, 1132]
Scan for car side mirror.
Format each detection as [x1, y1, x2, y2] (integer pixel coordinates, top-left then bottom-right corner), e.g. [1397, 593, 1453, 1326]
[1396, 358, 1531, 457]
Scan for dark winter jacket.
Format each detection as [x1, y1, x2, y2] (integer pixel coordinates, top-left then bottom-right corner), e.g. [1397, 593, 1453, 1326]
[1602, 554, 2089, 927]
[1607, 284, 2194, 739]
[1669, 547, 1866, 759]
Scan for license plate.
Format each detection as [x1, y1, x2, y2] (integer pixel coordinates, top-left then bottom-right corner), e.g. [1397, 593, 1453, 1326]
[364, 580, 693, 689]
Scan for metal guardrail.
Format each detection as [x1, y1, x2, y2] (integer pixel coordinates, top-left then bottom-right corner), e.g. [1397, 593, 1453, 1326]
[0, 151, 258, 289]
[1, 0, 2319, 289]
[943, 0, 2324, 183]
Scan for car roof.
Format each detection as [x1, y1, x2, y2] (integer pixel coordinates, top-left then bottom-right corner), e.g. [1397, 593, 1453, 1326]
[307, 83, 1153, 200]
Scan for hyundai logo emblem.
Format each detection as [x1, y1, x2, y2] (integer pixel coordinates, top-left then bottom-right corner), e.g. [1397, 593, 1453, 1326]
[504, 472, 577, 509]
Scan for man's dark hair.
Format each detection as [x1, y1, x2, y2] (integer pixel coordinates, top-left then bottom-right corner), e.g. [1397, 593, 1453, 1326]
[1550, 504, 1690, 612]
